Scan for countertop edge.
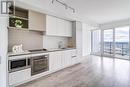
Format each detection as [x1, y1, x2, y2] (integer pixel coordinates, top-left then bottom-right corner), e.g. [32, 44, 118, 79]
[8, 48, 76, 58]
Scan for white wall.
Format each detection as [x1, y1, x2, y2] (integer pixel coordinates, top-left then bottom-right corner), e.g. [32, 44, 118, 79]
[82, 23, 93, 56]
[0, 16, 8, 87]
[100, 19, 130, 29]
[43, 36, 68, 50]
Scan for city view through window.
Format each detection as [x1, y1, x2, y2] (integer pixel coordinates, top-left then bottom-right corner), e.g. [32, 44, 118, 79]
[92, 26, 130, 60]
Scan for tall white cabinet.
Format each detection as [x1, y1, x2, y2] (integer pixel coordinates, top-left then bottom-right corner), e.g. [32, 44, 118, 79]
[72, 21, 83, 62]
[75, 22, 83, 57]
[82, 23, 92, 56]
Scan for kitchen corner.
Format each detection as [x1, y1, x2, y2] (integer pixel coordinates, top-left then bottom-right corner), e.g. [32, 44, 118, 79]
[8, 6, 82, 87]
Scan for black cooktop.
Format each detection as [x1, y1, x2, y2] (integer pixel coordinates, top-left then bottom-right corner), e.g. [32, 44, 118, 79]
[28, 49, 47, 52]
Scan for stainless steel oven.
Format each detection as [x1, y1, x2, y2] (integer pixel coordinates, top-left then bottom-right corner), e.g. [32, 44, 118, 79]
[31, 54, 49, 76]
[9, 58, 31, 73]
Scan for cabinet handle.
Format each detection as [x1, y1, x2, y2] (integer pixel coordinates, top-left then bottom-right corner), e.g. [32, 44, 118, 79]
[72, 56, 77, 58]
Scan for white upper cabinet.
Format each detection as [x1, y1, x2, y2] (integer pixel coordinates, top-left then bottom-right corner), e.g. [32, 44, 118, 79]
[46, 15, 72, 37]
[46, 15, 58, 36]
[57, 18, 66, 36]
[65, 20, 72, 36]
[29, 10, 46, 31]
[29, 14, 72, 36]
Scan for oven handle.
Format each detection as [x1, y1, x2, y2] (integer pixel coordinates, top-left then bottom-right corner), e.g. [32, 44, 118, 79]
[33, 58, 47, 61]
[32, 55, 48, 59]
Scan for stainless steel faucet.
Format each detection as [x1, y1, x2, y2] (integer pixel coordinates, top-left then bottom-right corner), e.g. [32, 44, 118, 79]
[58, 41, 63, 49]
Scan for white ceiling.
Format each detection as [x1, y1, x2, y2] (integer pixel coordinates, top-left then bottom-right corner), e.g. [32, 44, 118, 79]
[63, 0, 130, 24]
[17, 0, 130, 25]
[16, 0, 98, 26]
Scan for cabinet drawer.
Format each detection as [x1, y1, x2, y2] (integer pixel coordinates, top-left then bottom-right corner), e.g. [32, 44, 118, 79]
[71, 49, 77, 57]
[9, 68, 31, 86]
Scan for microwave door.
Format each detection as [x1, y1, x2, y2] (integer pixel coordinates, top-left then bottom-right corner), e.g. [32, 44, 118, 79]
[9, 58, 30, 73]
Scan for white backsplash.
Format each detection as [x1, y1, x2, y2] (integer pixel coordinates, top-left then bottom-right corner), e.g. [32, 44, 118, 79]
[43, 36, 68, 50]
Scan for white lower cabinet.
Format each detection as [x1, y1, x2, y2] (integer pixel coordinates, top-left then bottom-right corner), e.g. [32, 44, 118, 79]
[9, 49, 79, 86]
[70, 49, 79, 64]
[9, 68, 31, 86]
[49, 51, 62, 71]
[61, 50, 72, 68]
[49, 49, 78, 72]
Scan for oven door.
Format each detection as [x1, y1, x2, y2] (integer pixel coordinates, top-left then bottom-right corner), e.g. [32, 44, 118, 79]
[31, 55, 49, 75]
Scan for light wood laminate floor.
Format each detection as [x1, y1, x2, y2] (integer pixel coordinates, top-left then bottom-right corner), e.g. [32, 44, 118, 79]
[18, 55, 130, 87]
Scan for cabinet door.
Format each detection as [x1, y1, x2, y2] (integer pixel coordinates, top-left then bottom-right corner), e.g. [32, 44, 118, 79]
[9, 68, 31, 86]
[76, 22, 83, 57]
[62, 50, 72, 68]
[46, 15, 58, 36]
[29, 10, 46, 31]
[71, 49, 79, 64]
[49, 51, 62, 71]
[65, 20, 72, 37]
[57, 19, 72, 37]
[46, 15, 72, 37]
[57, 18, 66, 36]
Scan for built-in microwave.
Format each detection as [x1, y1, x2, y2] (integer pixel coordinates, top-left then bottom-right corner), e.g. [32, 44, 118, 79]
[9, 58, 31, 73]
